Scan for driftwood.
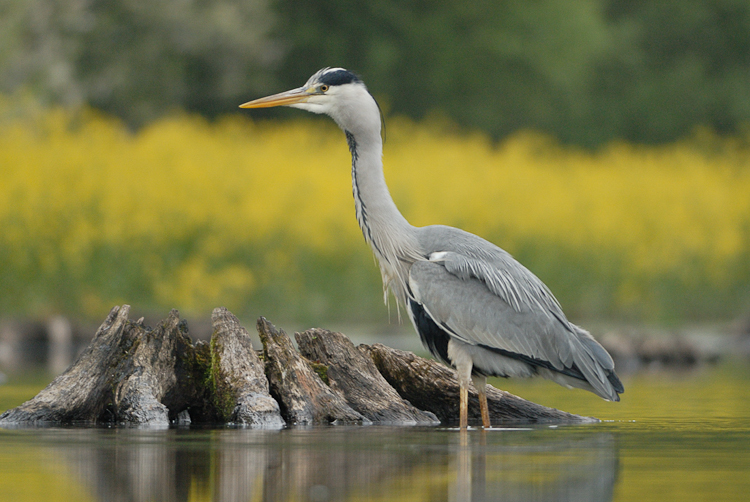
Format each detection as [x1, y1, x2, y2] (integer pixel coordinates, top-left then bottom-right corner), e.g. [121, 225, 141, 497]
[257, 317, 366, 424]
[0, 306, 200, 425]
[208, 308, 285, 427]
[296, 328, 439, 424]
[0, 305, 596, 426]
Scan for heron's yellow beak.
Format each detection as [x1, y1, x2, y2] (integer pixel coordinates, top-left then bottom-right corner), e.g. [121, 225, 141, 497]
[239, 87, 311, 109]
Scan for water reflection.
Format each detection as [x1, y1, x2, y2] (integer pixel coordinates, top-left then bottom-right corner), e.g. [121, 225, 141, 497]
[451, 429, 617, 502]
[1, 425, 618, 502]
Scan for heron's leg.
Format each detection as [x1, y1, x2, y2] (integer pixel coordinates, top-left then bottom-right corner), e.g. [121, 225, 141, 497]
[472, 374, 490, 428]
[448, 341, 474, 429]
[459, 385, 469, 429]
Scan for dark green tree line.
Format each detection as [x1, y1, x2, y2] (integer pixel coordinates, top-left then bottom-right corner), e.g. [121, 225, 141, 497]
[2, 0, 749, 145]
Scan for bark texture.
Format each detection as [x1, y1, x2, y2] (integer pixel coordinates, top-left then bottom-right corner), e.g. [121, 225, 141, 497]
[257, 318, 366, 425]
[209, 308, 285, 427]
[0, 306, 199, 425]
[296, 329, 439, 424]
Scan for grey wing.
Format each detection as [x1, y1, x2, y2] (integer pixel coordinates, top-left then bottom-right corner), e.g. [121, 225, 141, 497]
[410, 227, 622, 401]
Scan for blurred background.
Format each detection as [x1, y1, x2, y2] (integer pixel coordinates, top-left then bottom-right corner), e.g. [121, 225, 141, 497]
[1, 0, 750, 375]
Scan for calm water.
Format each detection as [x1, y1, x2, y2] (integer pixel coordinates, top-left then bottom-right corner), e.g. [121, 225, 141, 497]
[1, 361, 749, 502]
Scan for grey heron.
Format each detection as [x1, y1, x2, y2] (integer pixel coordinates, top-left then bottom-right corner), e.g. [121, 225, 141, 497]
[240, 68, 623, 428]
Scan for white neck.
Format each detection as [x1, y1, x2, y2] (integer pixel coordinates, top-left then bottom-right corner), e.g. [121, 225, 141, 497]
[338, 94, 421, 305]
[295, 81, 423, 304]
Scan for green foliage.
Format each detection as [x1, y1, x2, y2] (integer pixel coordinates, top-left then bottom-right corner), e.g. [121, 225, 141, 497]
[590, 0, 750, 145]
[0, 0, 280, 127]
[276, 0, 614, 143]
[275, 0, 750, 146]
[2, 1, 750, 145]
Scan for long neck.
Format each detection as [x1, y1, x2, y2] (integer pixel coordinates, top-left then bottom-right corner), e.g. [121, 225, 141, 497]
[345, 125, 420, 304]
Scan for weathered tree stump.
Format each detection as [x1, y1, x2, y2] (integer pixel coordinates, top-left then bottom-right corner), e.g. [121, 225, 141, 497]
[257, 317, 366, 425]
[0, 306, 199, 425]
[0, 305, 598, 426]
[208, 308, 285, 427]
[296, 329, 439, 424]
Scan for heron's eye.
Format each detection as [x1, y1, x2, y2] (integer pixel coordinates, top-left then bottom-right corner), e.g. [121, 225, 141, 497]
[320, 85, 329, 93]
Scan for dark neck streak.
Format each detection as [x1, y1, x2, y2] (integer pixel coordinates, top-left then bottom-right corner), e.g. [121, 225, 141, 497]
[346, 130, 384, 259]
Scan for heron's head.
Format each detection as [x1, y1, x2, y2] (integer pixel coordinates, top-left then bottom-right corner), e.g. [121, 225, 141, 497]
[240, 68, 382, 137]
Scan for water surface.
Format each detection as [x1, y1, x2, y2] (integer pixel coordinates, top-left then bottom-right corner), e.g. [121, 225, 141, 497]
[1, 361, 748, 501]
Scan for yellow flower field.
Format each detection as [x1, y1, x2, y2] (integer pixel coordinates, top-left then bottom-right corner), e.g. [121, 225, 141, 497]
[1, 96, 749, 323]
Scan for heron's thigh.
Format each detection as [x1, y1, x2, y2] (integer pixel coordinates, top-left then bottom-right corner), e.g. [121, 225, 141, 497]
[447, 339, 474, 389]
[471, 374, 487, 394]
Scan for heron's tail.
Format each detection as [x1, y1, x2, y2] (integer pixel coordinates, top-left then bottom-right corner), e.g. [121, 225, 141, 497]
[574, 325, 624, 401]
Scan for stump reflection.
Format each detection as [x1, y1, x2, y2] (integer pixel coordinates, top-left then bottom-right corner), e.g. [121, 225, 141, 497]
[33, 427, 618, 502]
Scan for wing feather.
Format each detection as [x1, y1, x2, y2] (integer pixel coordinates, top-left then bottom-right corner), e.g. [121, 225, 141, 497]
[409, 225, 621, 400]
[409, 260, 571, 369]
